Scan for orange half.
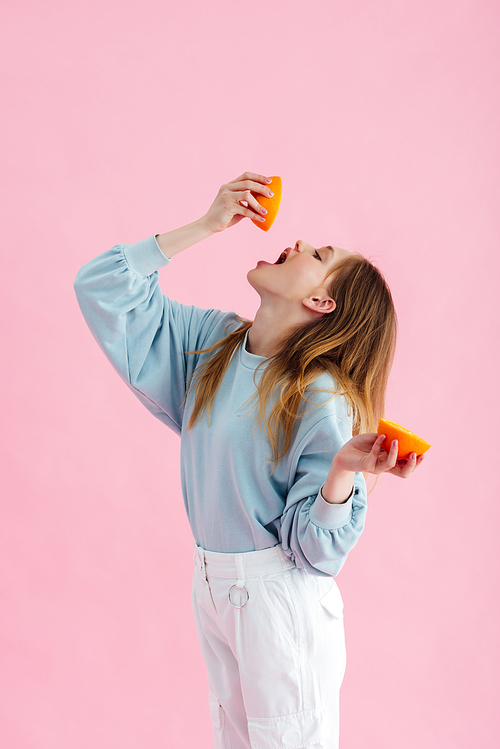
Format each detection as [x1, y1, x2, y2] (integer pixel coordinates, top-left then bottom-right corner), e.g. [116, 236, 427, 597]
[251, 176, 282, 232]
[377, 418, 431, 461]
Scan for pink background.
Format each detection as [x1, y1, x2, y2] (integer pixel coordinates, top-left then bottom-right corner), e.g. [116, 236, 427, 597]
[1, 0, 499, 746]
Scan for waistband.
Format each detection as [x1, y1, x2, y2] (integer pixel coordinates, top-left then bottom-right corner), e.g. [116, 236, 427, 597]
[193, 541, 296, 579]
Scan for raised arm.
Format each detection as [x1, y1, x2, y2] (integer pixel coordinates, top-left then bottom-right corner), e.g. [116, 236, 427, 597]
[73, 224, 226, 433]
[73, 173, 273, 432]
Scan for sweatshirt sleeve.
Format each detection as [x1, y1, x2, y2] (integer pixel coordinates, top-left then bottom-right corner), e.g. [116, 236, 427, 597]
[279, 408, 368, 578]
[73, 233, 230, 435]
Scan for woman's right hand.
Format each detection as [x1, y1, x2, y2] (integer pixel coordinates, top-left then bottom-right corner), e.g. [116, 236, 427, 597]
[202, 172, 274, 234]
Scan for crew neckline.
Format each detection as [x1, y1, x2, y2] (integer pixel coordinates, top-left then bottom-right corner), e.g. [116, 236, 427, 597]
[239, 330, 272, 370]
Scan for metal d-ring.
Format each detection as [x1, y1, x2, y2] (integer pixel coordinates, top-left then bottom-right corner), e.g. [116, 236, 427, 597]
[228, 584, 249, 609]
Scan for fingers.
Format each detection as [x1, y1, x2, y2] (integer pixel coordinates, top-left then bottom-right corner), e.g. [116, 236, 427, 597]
[372, 433, 385, 453]
[391, 451, 425, 478]
[406, 452, 425, 472]
[236, 190, 268, 220]
[228, 177, 274, 201]
[206, 174, 273, 233]
[386, 439, 399, 470]
[221, 174, 274, 224]
[229, 172, 272, 188]
[398, 452, 418, 478]
[237, 179, 274, 199]
[375, 432, 427, 480]
[369, 434, 385, 464]
[376, 435, 398, 471]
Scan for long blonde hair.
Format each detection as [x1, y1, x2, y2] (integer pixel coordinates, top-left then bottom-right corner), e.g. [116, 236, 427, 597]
[182, 252, 397, 475]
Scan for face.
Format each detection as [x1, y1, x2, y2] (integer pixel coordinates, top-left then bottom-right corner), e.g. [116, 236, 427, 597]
[247, 240, 354, 313]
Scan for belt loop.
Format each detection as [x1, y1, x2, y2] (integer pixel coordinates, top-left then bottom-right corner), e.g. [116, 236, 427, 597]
[228, 553, 249, 608]
[279, 544, 295, 569]
[235, 554, 245, 589]
[200, 547, 207, 580]
[195, 544, 208, 581]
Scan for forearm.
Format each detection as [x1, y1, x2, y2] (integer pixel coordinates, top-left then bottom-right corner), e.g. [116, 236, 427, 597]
[281, 473, 367, 578]
[155, 216, 214, 259]
[322, 458, 355, 504]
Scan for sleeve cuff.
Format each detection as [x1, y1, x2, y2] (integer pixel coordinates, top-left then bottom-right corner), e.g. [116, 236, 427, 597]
[122, 234, 171, 278]
[309, 485, 354, 530]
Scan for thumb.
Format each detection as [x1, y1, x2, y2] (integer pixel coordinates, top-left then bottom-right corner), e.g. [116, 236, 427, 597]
[227, 214, 245, 229]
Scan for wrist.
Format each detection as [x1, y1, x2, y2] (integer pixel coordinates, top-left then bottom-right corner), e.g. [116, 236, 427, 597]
[321, 483, 354, 505]
[322, 459, 355, 504]
[197, 214, 218, 237]
[155, 217, 215, 259]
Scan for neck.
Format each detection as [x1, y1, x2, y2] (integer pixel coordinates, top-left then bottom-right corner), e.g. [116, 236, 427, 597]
[246, 299, 313, 358]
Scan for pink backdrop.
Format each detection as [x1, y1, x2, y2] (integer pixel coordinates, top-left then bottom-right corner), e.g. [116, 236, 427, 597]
[1, 0, 499, 746]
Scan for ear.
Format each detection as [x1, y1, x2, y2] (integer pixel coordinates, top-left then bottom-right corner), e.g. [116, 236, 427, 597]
[302, 294, 336, 314]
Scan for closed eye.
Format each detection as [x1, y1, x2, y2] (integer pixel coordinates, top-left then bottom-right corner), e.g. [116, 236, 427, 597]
[314, 250, 321, 260]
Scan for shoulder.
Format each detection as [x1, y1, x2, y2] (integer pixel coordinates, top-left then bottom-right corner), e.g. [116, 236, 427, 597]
[201, 311, 247, 345]
[282, 371, 356, 471]
[282, 372, 354, 464]
[174, 304, 241, 344]
[300, 370, 353, 427]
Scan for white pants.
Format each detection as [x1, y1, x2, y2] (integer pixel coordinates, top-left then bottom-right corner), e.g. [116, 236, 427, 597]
[192, 542, 347, 749]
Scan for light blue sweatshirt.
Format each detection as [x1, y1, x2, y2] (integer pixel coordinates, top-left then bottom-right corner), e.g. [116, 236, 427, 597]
[73, 234, 368, 577]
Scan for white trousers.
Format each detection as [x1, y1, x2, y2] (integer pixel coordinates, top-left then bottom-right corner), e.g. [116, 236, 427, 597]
[192, 542, 347, 749]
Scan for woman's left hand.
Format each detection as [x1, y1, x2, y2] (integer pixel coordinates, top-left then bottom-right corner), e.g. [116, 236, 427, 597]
[333, 433, 425, 478]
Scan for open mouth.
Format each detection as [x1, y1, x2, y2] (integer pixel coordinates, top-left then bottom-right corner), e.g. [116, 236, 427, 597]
[274, 248, 291, 265]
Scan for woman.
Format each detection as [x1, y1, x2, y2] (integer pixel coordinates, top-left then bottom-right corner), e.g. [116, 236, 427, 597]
[74, 171, 424, 749]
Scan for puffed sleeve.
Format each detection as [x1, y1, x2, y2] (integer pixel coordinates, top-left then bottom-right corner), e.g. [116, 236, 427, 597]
[73, 234, 232, 435]
[279, 407, 368, 577]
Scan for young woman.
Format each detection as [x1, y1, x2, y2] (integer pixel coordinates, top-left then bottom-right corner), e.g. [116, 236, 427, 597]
[74, 171, 424, 749]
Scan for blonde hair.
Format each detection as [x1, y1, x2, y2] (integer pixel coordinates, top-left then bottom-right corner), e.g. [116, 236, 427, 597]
[182, 252, 397, 477]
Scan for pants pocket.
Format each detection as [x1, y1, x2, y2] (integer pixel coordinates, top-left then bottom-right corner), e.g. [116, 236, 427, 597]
[319, 580, 344, 620]
[257, 570, 301, 652]
[247, 705, 327, 749]
[208, 690, 225, 747]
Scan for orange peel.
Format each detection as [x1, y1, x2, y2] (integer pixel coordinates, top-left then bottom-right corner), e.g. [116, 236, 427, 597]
[251, 176, 282, 231]
[377, 418, 431, 461]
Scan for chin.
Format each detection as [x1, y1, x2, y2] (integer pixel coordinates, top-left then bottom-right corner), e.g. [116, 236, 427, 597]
[247, 267, 268, 296]
[246, 268, 258, 289]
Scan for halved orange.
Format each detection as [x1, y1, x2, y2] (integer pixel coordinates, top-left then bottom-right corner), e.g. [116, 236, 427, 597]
[377, 418, 431, 461]
[251, 176, 282, 232]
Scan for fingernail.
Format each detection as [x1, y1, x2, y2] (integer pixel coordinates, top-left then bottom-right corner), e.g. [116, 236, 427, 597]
[392, 440, 398, 447]
[269, 191, 274, 197]
[411, 453, 416, 460]
[266, 177, 272, 183]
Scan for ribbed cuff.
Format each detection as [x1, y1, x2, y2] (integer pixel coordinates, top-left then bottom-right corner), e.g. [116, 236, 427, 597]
[122, 234, 171, 278]
[309, 485, 354, 530]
